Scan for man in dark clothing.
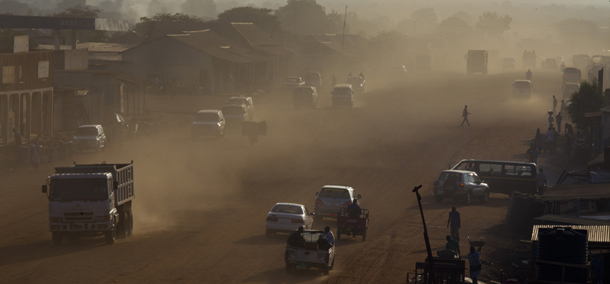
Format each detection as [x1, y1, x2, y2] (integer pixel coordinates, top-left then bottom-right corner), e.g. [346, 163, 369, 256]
[317, 235, 332, 250]
[461, 105, 471, 127]
[12, 128, 22, 146]
[556, 113, 563, 133]
[287, 226, 305, 247]
[446, 235, 461, 257]
[447, 207, 461, 242]
[347, 199, 361, 218]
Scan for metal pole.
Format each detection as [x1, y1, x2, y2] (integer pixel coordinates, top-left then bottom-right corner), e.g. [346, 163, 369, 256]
[341, 5, 347, 55]
[412, 185, 435, 284]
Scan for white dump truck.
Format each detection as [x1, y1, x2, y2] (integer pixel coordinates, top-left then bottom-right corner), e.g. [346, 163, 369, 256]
[42, 162, 135, 245]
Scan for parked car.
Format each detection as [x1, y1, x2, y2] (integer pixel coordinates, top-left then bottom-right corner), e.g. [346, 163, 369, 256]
[293, 86, 319, 108]
[191, 110, 225, 139]
[433, 170, 490, 204]
[225, 96, 254, 120]
[283, 77, 305, 91]
[346, 76, 365, 94]
[331, 84, 354, 108]
[502, 57, 516, 70]
[313, 185, 361, 222]
[221, 104, 249, 127]
[285, 229, 335, 275]
[512, 80, 532, 97]
[562, 67, 581, 85]
[562, 83, 580, 99]
[304, 71, 322, 88]
[73, 125, 106, 152]
[451, 159, 539, 196]
[265, 203, 314, 237]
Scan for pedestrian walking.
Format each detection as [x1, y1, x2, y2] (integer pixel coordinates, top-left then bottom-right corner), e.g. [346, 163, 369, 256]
[468, 246, 482, 284]
[461, 105, 471, 127]
[552, 96, 558, 114]
[556, 112, 563, 133]
[447, 207, 461, 242]
[560, 100, 566, 114]
[548, 113, 554, 129]
[536, 168, 548, 195]
[12, 128, 22, 146]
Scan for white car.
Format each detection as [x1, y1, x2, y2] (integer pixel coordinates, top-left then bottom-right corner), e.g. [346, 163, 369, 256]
[73, 125, 106, 152]
[225, 96, 254, 121]
[285, 229, 335, 275]
[191, 110, 225, 139]
[266, 203, 314, 237]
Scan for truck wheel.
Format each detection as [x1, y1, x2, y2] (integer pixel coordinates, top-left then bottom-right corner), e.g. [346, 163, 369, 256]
[362, 230, 367, 241]
[52, 232, 63, 246]
[481, 191, 489, 203]
[330, 257, 335, 270]
[105, 229, 116, 245]
[126, 211, 134, 237]
[117, 214, 127, 238]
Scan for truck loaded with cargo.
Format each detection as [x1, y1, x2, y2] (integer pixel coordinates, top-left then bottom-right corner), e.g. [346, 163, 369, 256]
[466, 50, 488, 75]
[42, 162, 135, 245]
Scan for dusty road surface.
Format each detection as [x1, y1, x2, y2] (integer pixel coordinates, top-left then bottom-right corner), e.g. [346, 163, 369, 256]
[0, 70, 563, 283]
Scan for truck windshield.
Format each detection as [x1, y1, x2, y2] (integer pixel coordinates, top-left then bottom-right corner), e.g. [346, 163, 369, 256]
[49, 179, 109, 201]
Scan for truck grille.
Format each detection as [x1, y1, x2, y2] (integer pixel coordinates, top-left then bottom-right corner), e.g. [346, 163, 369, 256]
[64, 212, 94, 221]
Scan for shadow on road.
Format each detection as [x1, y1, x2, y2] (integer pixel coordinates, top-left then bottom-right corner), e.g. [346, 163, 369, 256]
[243, 267, 325, 283]
[234, 234, 284, 246]
[0, 238, 107, 266]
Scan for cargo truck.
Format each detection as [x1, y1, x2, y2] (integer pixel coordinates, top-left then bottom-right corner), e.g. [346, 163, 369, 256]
[466, 50, 488, 75]
[42, 162, 135, 245]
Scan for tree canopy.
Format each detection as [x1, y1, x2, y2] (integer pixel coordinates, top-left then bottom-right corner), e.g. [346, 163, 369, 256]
[215, 7, 282, 37]
[276, 0, 332, 35]
[134, 13, 205, 38]
[566, 80, 606, 128]
[411, 8, 437, 24]
[476, 12, 512, 38]
[180, 0, 217, 20]
[53, 4, 100, 18]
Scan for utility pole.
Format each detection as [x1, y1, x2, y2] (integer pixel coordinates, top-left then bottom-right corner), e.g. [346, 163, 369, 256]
[412, 185, 436, 284]
[341, 5, 347, 55]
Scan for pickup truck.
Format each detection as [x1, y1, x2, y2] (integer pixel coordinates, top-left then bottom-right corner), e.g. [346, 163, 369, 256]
[285, 229, 335, 275]
[42, 162, 135, 245]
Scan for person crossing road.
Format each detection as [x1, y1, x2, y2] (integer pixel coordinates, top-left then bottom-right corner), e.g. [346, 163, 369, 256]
[461, 105, 471, 127]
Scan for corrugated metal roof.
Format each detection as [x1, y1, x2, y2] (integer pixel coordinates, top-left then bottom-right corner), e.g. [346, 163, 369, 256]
[230, 23, 280, 47]
[531, 225, 610, 243]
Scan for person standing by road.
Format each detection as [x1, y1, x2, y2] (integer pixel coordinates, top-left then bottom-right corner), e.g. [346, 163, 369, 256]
[548, 113, 554, 129]
[12, 128, 22, 146]
[468, 246, 482, 284]
[556, 112, 563, 133]
[447, 207, 461, 242]
[560, 100, 566, 114]
[552, 96, 558, 114]
[536, 168, 548, 195]
[461, 105, 471, 127]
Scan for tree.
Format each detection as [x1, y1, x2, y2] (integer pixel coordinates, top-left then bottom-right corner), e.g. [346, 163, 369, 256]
[326, 9, 346, 35]
[410, 8, 437, 24]
[215, 7, 282, 37]
[476, 12, 512, 38]
[437, 16, 472, 37]
[566, 80, 606, 128]
[134, 13, 205, 39]
[180, 0, 217, 20]
[276, 0, 330, 35]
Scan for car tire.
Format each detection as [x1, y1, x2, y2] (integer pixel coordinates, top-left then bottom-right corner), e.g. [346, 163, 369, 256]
[434, 194, 443, 203]
[266, 229, 273, 238]
[52, 232, 63, 246]
[481, 191, 489, 203]
[464, 192, 472, 205]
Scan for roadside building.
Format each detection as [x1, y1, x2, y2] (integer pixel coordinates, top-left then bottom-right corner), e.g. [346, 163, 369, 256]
[300, 34, 368, 77]
[0, 50, 54, 145]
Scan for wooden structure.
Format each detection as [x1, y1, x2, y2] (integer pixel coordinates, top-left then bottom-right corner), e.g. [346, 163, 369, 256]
[407, 258, 466, 284]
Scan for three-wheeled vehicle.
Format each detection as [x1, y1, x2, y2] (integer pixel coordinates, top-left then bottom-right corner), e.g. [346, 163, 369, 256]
[285, 229, 335, 275]
[336, 207, 369, 241]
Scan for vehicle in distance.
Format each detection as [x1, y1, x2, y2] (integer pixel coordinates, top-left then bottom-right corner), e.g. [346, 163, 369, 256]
[265, 203, 314, 237]
[42, 162, 135, 245]
[562, 83, 580, 100]
[346, 76, 365, 94]
[225, 96, 254, 120]
[191, 110, 225, 139]
[285, 229, 335, 275]
[466, 50, 488, 75]
[452, 159, 539, 195]
[572, 54, 590, 71]
[433, 170, 490, 204]
[221, 104, 250, 127]
[304, 71, 322, 88]
[542, 58, 558, 70]
[73, 125, 106, 152]
[503, 57, 516, 70]
[331, 84, 354, 108]
[283, 77, 305, 91]
[313, 185, 361, 222]
[562, 67, 581, 85]
[293, 86, 319, 108]
[512, 80, 532, 97]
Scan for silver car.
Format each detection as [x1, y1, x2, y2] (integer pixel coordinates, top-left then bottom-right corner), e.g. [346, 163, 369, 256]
[433, 170, 489, 204]
[191, 110, 225, 139]
[73, 125, 106, 152]
[313, 185, 361, 222]
[265, 203, 314, 237]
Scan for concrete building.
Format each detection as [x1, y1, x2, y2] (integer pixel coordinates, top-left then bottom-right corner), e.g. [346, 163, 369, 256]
[0, 51, 54, 145]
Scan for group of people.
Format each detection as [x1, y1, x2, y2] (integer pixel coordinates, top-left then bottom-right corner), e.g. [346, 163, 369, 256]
[287, 226, 335, 250]
[12, 128, 60, 168]
[527, 96, 576, 163]
[445, 207, 482, 284]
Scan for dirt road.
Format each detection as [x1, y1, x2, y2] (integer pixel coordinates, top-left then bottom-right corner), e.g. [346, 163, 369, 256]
[0, 70, 563, 283]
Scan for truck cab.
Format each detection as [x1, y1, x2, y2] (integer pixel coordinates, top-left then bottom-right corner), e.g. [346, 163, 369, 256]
[466, 50, 488, 75]
[42, 162, 135, 245]
[331, 84, 354, 108]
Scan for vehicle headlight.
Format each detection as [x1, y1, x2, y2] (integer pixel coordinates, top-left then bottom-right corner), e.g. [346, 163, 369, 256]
[94, 215, 110, 222]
